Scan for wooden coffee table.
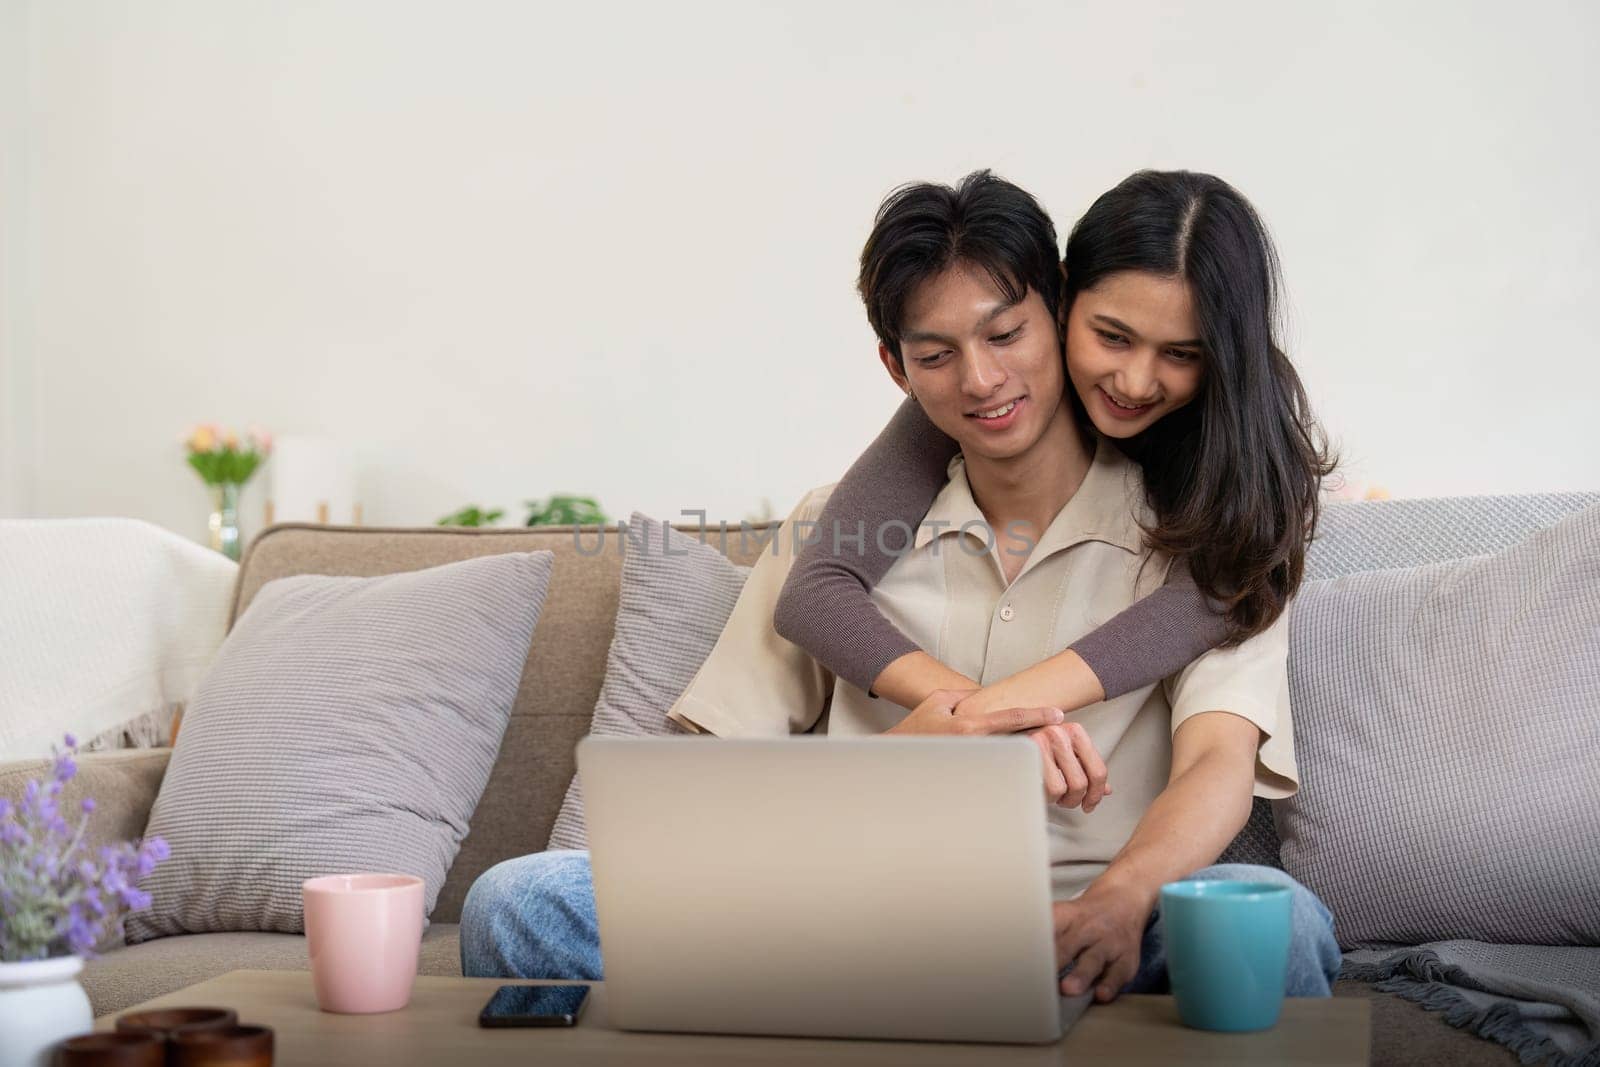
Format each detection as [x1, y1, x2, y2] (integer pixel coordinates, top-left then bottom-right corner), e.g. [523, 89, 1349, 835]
[98, 970, 1369, 1065]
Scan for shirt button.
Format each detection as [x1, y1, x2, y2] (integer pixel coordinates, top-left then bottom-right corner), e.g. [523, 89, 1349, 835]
[999, 604, 1015, 622]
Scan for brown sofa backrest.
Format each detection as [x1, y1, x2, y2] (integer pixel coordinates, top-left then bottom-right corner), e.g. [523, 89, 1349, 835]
[233, 519, 776, 922]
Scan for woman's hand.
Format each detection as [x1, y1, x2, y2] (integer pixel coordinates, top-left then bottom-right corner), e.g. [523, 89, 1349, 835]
[884, 688, 1069, 736]
[884, 691, 1112, 812]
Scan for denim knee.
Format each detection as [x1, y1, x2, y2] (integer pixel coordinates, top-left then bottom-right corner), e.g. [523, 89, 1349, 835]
[459, 850, 601, 980]
[459, 858, 518, 967]
[1189, 863, 1341, 996]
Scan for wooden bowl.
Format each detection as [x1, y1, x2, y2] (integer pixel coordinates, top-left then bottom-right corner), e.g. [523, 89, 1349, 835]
[115, 1007, 238, 1040]
[55, 1032, 165, 1066]
[168, 1025, 273, 1067]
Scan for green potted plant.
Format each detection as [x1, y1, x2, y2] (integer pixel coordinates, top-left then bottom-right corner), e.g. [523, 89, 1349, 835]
[436, 506, 505, 528]
[524, 495, 608, 526]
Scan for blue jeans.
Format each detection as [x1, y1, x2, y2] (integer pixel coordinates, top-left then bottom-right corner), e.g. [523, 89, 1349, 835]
[460, 852, 1341, 996]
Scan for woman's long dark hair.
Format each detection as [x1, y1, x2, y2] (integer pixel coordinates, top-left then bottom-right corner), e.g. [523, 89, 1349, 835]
[1062, 170, 1335, 642]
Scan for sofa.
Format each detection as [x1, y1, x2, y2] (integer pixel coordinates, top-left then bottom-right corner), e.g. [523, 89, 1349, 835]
[4, 493, 1594, 1066]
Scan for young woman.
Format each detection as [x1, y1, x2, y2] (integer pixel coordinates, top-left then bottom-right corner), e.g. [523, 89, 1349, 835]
[773, 170, 1334, 717]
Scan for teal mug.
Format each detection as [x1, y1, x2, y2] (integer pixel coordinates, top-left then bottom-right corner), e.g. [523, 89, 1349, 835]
[1159, 880, 1292, 1032]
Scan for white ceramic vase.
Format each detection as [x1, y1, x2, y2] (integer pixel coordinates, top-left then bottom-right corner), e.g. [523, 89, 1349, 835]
[0, 956, 93, 1067]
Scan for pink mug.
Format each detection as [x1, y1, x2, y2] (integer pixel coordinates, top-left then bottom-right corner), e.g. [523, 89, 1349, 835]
[302, 872, 424, 1013]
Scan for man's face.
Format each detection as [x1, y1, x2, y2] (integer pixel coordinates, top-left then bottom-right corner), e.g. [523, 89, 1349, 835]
[880, 262, 1066, 463]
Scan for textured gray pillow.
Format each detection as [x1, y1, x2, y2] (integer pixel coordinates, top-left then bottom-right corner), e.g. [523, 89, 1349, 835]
[546, 513, 749, 849]
[126, 551, 554, 942]
[1275, 503, 1600, 949]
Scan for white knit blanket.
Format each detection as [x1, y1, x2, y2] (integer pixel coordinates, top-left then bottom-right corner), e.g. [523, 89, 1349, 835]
[0, 519, 237, 761]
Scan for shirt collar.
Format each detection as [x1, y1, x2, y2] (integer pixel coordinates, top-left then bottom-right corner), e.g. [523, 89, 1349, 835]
[912, 435, 1150, 559]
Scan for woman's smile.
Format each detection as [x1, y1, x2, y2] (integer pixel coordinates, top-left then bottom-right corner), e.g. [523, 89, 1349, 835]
[1095, 387, 1156, 421]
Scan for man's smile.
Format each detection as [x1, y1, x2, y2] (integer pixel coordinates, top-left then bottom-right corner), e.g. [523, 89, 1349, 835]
[966, 396, 1026, 430]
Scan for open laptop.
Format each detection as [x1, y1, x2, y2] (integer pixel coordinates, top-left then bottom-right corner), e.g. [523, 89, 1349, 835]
[577, 736, 1091, 1044]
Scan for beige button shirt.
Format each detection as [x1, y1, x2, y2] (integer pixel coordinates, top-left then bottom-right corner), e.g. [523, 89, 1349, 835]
[669, 438, 1297, 901]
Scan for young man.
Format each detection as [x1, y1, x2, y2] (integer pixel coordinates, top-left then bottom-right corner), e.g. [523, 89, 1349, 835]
[461, 172, 1339, 1002]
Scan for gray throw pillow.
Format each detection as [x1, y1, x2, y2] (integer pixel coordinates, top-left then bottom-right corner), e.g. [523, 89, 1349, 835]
[1275, 504, 1600, 948]
[126, 551, 554, 942]
[546, 513, 749, 849]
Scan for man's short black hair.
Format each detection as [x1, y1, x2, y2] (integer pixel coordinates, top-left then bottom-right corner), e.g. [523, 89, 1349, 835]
[858, 170, 1062, 365]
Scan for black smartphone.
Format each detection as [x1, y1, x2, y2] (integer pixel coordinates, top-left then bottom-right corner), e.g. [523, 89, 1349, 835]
[477, 983, 591, 1027]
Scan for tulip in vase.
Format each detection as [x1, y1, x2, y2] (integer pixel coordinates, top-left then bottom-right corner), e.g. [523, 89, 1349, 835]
[184, 424, 272, 561]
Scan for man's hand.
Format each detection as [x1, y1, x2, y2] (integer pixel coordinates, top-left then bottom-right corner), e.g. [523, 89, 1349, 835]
[885, 689, 1069, 736]
[1023, 721, 1111, 812]
[958, 692, 1111, 811]
[949, 691, 1111, 812]
[1053, 878, 1155, 1003]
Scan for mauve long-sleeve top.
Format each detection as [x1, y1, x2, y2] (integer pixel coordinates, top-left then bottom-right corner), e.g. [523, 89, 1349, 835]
[771, 398, 1229, 698]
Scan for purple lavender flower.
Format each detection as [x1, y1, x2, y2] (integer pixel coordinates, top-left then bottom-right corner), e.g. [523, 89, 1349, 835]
[133, 849, 160, 880]
[0, 734, 170, 962]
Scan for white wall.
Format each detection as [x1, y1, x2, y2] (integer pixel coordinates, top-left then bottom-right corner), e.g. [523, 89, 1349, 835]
[3, 0, 1597, 543]
[0, 0, 31, 518]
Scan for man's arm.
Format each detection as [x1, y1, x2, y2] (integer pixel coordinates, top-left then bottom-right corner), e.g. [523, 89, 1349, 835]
[1093, 710, 1259, 907]
[1053, 710, 1262, 1000]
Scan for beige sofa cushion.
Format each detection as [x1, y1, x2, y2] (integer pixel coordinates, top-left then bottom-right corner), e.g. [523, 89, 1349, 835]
[1277, 503, 1600, 948]
[230, 521, 778, 922]
[547, 514, 752, 850]
[131, 552, 555, 943]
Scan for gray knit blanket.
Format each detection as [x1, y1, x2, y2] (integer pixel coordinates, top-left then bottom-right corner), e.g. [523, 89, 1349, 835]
[1343, 942, 1600, 1066]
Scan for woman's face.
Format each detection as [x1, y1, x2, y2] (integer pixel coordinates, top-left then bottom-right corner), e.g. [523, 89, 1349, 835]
[1064, 270, 1206, 439]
